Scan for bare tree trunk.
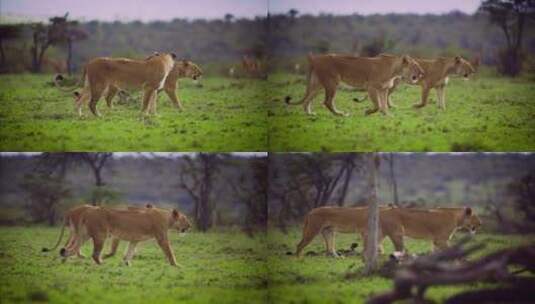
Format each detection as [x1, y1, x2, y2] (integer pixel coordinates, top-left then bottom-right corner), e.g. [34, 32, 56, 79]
[364, 153, 379, 275]
[67, 38, 73, 75]
[0, 39, 5, 67]
[388, 153, 399, 206]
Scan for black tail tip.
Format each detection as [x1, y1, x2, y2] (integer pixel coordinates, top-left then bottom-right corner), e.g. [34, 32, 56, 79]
[55, 74, 64, 81]
[59, 248, 67, 257]
[42, 247, 49, 252]
[73, 91, 80, 98]
[285, 251, 293, 256]
[284, 96, 292, 104]
[353, 98, 362, 103]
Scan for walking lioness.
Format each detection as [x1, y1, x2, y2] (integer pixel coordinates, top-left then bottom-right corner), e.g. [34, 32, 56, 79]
[295, 206, 481, 258]
[285, 53, 424, 116]
[68, 52, 176, 117]
[60, 207, 191, 266]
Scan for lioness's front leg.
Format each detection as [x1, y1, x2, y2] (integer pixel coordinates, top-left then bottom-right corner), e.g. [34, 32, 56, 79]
[436, 86, 446, 110]
[365, 87, 380, 115]
[123, 241, 138, 266]
[141, 87, 157, 116]
[378, 89, 392, 116]
[164, 85, 183, 110]
[414, 85, 430, 108]
[156, 235, 177, 266]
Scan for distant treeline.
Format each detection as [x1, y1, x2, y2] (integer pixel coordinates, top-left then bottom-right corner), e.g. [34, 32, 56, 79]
[2, 11, 534, 74]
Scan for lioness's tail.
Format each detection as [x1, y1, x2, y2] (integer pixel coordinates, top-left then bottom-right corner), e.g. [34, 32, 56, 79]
[285, 54, 315, 105]
[53, 67, 86, 93]
[41, 219, 67, 253]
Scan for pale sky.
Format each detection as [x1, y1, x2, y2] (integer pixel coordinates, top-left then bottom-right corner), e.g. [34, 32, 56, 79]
[1, 0, 483, 22]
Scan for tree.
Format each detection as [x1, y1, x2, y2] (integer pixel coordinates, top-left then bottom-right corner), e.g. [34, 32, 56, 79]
[226, 157, 268, 236]
[364, 153, 380, 275]
[479, 0, 535, 76]
[36, 152, 113, 205]
[0, 25, 22, 69]
[270, 154, 362, 231]
[288, 9, 299, 19]
[178, 153, 223, 232]
[29, 13, 88, 73]
[224, 13, 234, 23]
[19, 173, 71, 226]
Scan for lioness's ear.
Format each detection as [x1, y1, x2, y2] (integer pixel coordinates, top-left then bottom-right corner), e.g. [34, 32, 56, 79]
[465, 207, 472, 216]
[145, 203, 153, 208]
[172, 209, 179, 219]
[455, 56, 462, 64]
[402, 55, 409, 65]
[181, 59, 190, 67]
[170, 53, 177, 59]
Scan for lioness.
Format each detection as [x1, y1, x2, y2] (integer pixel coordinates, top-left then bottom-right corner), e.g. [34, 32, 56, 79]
[356, 56, 477, 110]
[42, 204, 156, 259]
[65, 52, 176, 117]
[60, 207, 191, 266]
[285, 53, 424, 116]
[394, 56, 476, 110]
[104, 59, 203, 111]
[295, 206, 481, 257]
[42, 204, 98, 258]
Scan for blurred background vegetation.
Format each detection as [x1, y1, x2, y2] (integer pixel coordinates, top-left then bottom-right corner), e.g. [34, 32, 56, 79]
[1, 0, 534, 76]
[1, 152, 534, 236]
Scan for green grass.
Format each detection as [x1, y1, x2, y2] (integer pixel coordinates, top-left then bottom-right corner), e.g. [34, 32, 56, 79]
[0, 227, 531, 303]
[268, 73, 535, 151]
[0, 74, 267, 151]
[0, 227, 269, 304]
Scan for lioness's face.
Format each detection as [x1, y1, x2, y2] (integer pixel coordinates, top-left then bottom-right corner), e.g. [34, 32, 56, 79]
[172, 212, 192, 233]
[177, 60, 203, 80]
[401, 55, 425, 84]
[458, 208, 482, 235]
[453, 56, 476, 80]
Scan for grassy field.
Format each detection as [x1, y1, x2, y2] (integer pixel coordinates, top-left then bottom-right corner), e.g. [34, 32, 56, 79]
[268, 73, 535, 151]
[0, 74, 267, 151]
[0, 227, 531, 304]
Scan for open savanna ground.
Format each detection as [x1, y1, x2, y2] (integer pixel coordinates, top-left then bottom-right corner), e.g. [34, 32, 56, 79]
[268, 73, 535, 152]
[266, 228, 532, 304]
[0, 227, 269, 304]
[0, 75, 267, 151]
[0, 227, 531, 304]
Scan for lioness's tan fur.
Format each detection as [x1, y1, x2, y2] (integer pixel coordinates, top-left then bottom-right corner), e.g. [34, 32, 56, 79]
[72, 52, 175, 117]
[286, 53, 424, 116]
[295, 206, 481, 257]
[392, 56, 476, 110]
[105, 59, 203, 111]
[61, 206, 191, 266]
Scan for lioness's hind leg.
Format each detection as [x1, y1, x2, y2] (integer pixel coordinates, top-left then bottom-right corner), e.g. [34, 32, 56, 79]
[296, 225, 321, 257]
[365, 88, 380, 115]
[89, 83, 105, 117]
[91, 235, 106, 265]
[105, 86, 118, 109]
[302, 73, 322, 115]
[436, 86, 446, 110]
[103, 238, 120, 259]
[321, 228, 339, 257]
[323, 86, 347, 116]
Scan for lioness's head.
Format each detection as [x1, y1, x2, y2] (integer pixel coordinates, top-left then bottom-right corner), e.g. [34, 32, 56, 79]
[175, 60, 203, 80]
[452, 56, 476, 80]
[400, 55, 425, 84]
[457, 207, 482, 235]
[171, 209, 192, 233]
